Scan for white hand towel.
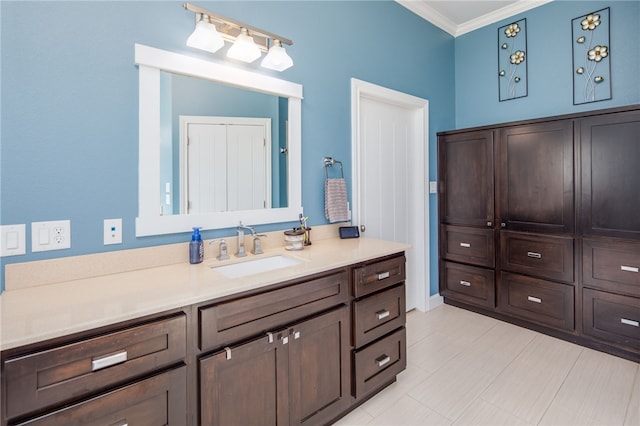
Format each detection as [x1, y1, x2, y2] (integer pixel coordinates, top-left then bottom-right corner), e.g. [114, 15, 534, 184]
[325, 178, 349, 223]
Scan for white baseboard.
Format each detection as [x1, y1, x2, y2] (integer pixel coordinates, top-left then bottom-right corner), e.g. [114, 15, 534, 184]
[428, 293, 444, 311]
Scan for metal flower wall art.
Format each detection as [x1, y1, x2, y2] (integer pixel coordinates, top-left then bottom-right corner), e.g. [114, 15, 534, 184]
[572, 8, 611, 104]
[498, 18, 528, 101]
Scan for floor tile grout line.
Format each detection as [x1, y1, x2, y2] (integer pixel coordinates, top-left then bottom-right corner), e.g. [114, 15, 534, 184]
[622, 364, 640, 425]
[533, 345, 585, 425]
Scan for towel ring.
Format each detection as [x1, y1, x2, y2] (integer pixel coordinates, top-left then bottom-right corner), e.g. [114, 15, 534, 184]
[323, 157, 344, 179]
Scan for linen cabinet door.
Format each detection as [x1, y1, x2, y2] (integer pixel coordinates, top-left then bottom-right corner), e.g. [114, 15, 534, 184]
[497, 120, 574, 234]
[438, 129, 495, 228]
[200, 333, 289, 426]
[580, 109, 640, 240]
[288, 306, 351, 426]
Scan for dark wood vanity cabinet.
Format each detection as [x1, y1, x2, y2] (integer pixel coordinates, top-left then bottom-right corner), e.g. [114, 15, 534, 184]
[200, 306, 350, 426]
[1, 313, 188, 425]
[351, 254, 407, 400]
[198, 270, 351, 426]
[438, 105, 640, 362]
[1, 254, 408, 426]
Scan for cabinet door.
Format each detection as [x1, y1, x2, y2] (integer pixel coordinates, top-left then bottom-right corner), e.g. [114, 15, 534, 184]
[497, 120, 574, 234]
[580, 110, 640, 240]
[438, 130, 494, 228]
[288, 306, 351, 426]
[200, 333, 289, 426]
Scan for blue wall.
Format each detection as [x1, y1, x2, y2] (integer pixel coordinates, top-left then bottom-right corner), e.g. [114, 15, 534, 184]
[2, 1, 638, 297]
[455, 1, 640, 128]
[0, 1, 455, 293]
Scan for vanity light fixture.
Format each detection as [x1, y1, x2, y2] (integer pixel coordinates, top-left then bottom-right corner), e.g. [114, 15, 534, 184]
[183, 2, 294, 70]
[186, 14, 224, 53]
[261, 40, 294, 71]
[227, 28, 262, 63]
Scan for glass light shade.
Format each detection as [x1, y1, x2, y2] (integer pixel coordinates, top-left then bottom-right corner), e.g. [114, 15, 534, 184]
[187, 18, 224, 53]
[227, 29, 261, 63]
[261, 42, 293, 71]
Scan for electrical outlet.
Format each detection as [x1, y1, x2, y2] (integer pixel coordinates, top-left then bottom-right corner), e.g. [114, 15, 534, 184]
[32, 220, 71, 252]
[104, 218, 123, 245]
[0, 224, 26, 256]
[429, 181, 438, 194]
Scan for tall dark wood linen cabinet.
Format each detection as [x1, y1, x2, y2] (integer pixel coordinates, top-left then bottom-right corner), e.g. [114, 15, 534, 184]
[438, 105, 640, 362]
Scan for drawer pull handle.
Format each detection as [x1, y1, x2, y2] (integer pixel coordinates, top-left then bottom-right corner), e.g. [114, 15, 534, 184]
[376, 355, 391, 368]
[459, 280, 471, 287]
[460, 242, 471, 248]
[621, 265, 639, 273]
[376, 309, 390, 320]
[377, 271, 390, 280]
[225, 347, 232, 360]
[92, 351, 128, 371]
[527, 252, 542, 259]
[267, 332, 274, 343]
[621, 318, 639, 327]
[293, 331, 301, 340]
[527, 296, 542, 304]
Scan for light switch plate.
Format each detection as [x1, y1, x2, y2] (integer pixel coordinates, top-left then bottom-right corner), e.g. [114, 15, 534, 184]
[429, 181, 437, 194]
[32, 220, 71, 252]
[0, 224, 26, 256]
[104, 218, 123, 245]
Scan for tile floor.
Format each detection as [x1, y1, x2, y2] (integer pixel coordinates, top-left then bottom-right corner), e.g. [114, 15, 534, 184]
[335, 304, 640, 426]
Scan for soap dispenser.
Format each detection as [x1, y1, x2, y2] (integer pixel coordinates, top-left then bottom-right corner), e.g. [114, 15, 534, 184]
[189, 227, 204, 264]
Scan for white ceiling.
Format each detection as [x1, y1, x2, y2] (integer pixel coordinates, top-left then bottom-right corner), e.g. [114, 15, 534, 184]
[396, 0, 553, 37]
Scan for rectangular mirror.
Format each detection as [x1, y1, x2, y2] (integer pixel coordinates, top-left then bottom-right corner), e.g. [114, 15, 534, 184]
[160, 72, 289, 215]
[135, 44, 303, 236]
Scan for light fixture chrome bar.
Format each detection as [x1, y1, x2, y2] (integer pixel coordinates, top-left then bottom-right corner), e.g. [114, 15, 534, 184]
[183, 3, 293, 48]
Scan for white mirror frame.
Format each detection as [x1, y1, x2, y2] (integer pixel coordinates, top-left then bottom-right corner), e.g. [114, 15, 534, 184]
[135, 44, 303, 237]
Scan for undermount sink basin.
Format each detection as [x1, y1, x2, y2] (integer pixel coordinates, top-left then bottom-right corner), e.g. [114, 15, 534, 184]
[211, 254, 302, 278]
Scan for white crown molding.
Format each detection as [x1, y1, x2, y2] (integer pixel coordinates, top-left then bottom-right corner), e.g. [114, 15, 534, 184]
[397, 0, 553, 37]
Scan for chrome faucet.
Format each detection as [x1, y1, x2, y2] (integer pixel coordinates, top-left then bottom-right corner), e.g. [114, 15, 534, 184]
[236, 222, 255, 257]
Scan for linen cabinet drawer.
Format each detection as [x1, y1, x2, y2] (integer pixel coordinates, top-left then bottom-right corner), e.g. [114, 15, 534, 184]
[352, 327, 406, 399]
[353, 284, 406, 348]
[353, 255, 406, 298]
[500, 231, 574, 283]
[3, 314, 187, 421]
[583, 289, 640, 350]
[583, 239, 640, 297]
[441, 261, 495, 308]
[200, 270, 348, 351]
[14, 366, 187, 426]
[500, 272, 574, 331]
[441, 225, 495, 267]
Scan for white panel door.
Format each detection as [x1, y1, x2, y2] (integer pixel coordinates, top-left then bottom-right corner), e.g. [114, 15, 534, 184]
[187, 123, 227, 213]
[227, 124, 268, 211]
[183, 117, 271, 214]
[352, 79, 429, 312]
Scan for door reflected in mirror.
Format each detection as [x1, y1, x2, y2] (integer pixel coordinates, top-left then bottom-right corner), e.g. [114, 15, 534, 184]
[160, 72, 289, 215]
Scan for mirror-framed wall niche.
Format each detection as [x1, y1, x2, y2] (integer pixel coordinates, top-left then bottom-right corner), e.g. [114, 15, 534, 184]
[135, 44, 303, 237]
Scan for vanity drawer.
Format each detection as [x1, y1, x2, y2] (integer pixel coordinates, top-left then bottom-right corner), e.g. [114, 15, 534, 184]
[583, 288, 640, 350]
[352, 327, 406, 399]
[353, 284, 406, 348]
[501, 231, 574, 283]
[500, 272, 574, 331]
[441, 225, 495, 267]
[200, 270, 348, 351]
[4, 314, 187, 420]
[15, 366, 187, 426]
[353, 255, 406, 298]
[583, 239, 640, 297]
[441, 261, 495, 309]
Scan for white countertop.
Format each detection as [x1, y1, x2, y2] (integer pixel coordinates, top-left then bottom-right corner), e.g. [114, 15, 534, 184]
[1, 238, 410, 351]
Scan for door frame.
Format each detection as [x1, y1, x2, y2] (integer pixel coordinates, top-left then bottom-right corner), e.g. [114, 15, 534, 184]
[350, 78, 430, 312]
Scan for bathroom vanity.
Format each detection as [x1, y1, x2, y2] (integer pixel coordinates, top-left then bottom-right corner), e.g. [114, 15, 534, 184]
[0, 237, 408, 425]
